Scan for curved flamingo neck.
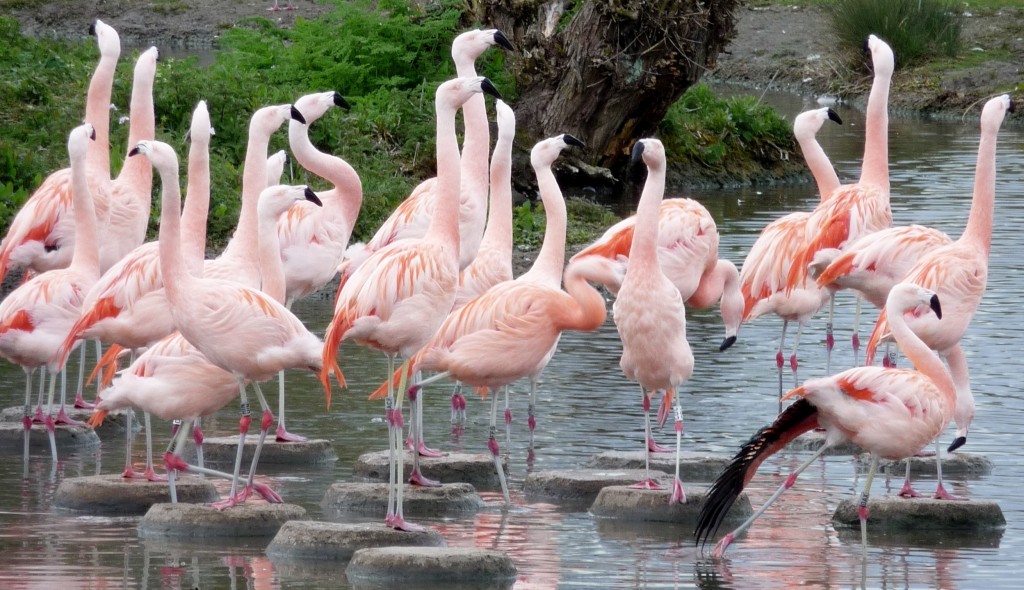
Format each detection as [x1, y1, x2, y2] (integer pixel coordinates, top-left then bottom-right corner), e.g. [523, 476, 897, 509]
[288, 120, 362, 225]
[84, 42, 119, 181]
[960, 113, 1000, 255]
[155, 153, 189, 309]
[221, 114, 274, 282]
[258, 201, 286, 304]
[116, 52, 156, 191]
[559, 262, 608, 332]
[181, 136, 211, 276]
[860, 59, 891, 192]
[522, 159, 567, 287]
[426, 95, 461, 256]
[455, 60, 489, 212]
[889, 296, 955, 406]
[794, 118, 839, 201]
[627, 157, 665, 271]
[689, 260, 733, 309]
[477, 111, 514, 258]
[69, 141, 100, 276]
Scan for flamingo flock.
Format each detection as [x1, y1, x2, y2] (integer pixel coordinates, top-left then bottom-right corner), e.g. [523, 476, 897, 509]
[0, 23, 1014, 557]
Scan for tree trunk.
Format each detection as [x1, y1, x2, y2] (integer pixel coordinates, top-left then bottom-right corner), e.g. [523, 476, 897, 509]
[470, 0, 741, 171]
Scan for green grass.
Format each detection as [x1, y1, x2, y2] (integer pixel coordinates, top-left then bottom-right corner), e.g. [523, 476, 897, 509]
[750, 0, 1017, 8]
[826, 0, 964, 66]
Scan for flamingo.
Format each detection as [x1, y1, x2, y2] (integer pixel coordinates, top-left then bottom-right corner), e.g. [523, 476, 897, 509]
[610, 139, 694, 503]
[0, 123, 99, 461]
[0, 20, 118, 283]
[131, 139, 324, 509]
[338, 29, 513, 280]
[695, 282, 954, 558]
[570, 198, 743, 353]
[863, 94, 1012, 498]
[787, 35, 895, 368]
[376, 133, 588, 505]
[737, 106, 841, 399]
[320, 76, 501, 531]
[273, 91, 361, 442]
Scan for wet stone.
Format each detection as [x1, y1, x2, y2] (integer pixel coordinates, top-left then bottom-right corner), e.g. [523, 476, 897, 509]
[353, 450, 503, 488]
[788, 430, 862, 455]
[586, 450, 733, 482]
[346, 547, 516, 588]
[53, 474, 218, 515]
[266, 520, 446, 562]
[321, 482, 485, 519]
[137, 502, 306, 539]
[201, 436, 337, 465]
[590, 485, 753, 525]
[0, 422, 99, 451]
[1, 406, 135, 439]
[833, 496, 1006, 531]
[524, 468, 671, 504]
[866, 452, 994, 478]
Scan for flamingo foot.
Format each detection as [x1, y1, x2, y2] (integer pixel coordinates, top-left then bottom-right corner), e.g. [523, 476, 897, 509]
[390, 515, 427, 532]
[897, 480, 922, 498]
[409, 469, 442, 487]
[73, 392, 97, 409]
[712, 533, 734, 559]
[252, 482, 283, 503]
[933, 483, 964, 501]
[121, 467, 148, 479]
[647, 437, 672, 453]
[669, 478, 686, 504]
[407, 438, 446, 458]
[142, 468, 168, 482]
[210, 487, 253, 510]
[504, 408, 512, 425]
[163, 452, 190, 473]
[32, 407, 46, 424]
[274, 424, 309, 443]
[630, 479, 664, 490]
[54, 407, 87, 427]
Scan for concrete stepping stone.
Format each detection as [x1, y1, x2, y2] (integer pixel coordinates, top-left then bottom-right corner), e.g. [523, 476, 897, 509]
[321, 482, 485, 519]
[346, 547, 516, 589]
[266, 521, 446, 561]
[586, 450, 732, 482]
[0, 422, 99, 452]
[0, 406, 134, 439]
[202, 436, 337, 465]
[354, 450, 503, 488]
[524, 468, 671, 504]
[833, 496, 1005, 531]
[138, 502, 306, 539]
[53, 474, 218, 515]
[590, 485, 753, 525]
[865, 452, 994, 478]
[788, 430, 861, 455]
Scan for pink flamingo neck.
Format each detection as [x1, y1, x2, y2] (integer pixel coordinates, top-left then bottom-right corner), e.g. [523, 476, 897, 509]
[794, 110, 840, 201]
[960, 103, 1003, 256]
[69, 131, 100, 277]
[425, 90, 462, 255]
[477, 102, 514, 259]
[288, 117, 362, 226]
[559, 261, 608, 332]
[455, 53, 489, 221]
[153, 146, 189, 310]
[84, 27, 119, 182]
[522, 152, 568, 287]
[181, 106, 212, 276]
[258, 195, 287, 305]
[626, 145, 665, 272]
[115, 49, 157, 191]
[859, 42, 892, 193]
[887, 290, 955, 409]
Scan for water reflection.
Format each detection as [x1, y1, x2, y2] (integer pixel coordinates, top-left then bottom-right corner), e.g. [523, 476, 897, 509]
[0, 87, 1022, 588]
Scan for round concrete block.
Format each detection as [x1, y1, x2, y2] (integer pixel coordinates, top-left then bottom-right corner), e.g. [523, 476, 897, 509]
[789, 430, 861, 455]
[321, 482, 485, 519]
[138, 502, 306, 539]
[524, 468, 671, 504]
[267, 520, 446, 561]
[833, 496, 1005, 531]
[586, 450, 732, 482]
[354, 450, 503, 488]
[0, 422, 99, 452]
[53, 474, 218, 515]
[865, 452, 994, 478]
[201, 436, 337, 465]
[590, 485, 753, 525]
[346, 547, 516, 588]
[0, 406, 135, 439]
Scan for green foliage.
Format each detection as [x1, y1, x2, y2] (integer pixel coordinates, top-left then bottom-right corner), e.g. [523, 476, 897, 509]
[512, 197, 617, 248]
[658, 84, 795, 175]
[826, 0, 964, 66]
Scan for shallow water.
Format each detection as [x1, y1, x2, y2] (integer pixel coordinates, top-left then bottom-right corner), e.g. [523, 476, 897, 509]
[0, 89, 1022, 589]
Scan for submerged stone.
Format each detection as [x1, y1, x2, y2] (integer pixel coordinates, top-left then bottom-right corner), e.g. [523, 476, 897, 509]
[590, 485, 753, 525]
[833, 496, 1005, 530]
[321, 482, 485, 519]
[866, 452, 994, 478]
[346, 547, 516, 587]
[788, 430, 861, 455]
[266, 520, 445, 562]
[586, 450, 732, 482]
[0, 422, 99, 451]
[201, 436, 337, 465]
[137, 502, 306, 539]
[0, 406, 134, 439]
[524, 468, 671, 504]
[53, 474, 218, 515]
[353, 450, 503, 488]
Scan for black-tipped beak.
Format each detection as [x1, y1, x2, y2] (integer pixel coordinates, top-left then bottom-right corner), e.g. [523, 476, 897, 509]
[89, 22, 96, 36]
[1008, 99, 1016, 114]
[947, 436, 967, 453]
[493, 30, 515, 51]
[88, 128, 96, 141]
[563, 134, 585, 148]
[290, 106, 306, 125]
[128, 145, 142, 157]
[333, 93, 351, 110]
[930, 294, 942, 320]
[827, 108, 843, 125]
[631, 141, 645, 164]
[304, 187, 323, 207]
[480, 78, 502, 100]
[719, 335, 737, 352]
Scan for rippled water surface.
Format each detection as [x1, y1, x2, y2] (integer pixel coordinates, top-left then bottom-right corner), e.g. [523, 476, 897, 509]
[0, 89, 1022, 589]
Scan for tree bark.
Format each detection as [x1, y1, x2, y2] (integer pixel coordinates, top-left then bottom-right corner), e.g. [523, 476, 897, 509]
[470, 0, 741, 171]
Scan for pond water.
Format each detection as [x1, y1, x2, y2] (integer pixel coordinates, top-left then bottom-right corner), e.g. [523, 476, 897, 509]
[0, 88, 1022, 589]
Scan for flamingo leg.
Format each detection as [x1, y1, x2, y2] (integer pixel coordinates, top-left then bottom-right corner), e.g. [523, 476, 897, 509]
[488, 390, 511, 505]
[776, 320, 789, 403]
[897, 458, 921, 498]
[413, 374, 444, 457]
[54, 368, 87, 426]
[711, 443, 831, 558]
[527, 377, 539, 452]
[33, 367, 46, 423]
[851, 294, 863, 365]
[274, 369, 307, 442]
[393, 361, 426, 532]
[21, 368, 34, 460]
[239, 381, 275, 500]
[825, 295, 836, 374]
[503, 385, 512, 457]
[72, 344, 91, 408]
[43, 369, 58, 462]
[193, 418, 205, 472]
[383, 354, 397, 527]
[214, 379, 251, 509]
[93, 339, 103, 403]
[858, 454, 880, 549]
[407, 382, 441, 487]
[669, 391, 685, 504]
[142, 412, 167, 481]
[789, 322, 804, 391]
[450, 382, 466, 424]
[933, 439, 963, 500]
[121, 409, 145, 478]
[633, 389, 664, 490]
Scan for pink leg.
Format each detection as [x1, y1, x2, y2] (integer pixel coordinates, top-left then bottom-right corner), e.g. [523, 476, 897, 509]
[275, 370, 308, 442]
[642, 395, 671, 453]
[633, 390, 664, 490]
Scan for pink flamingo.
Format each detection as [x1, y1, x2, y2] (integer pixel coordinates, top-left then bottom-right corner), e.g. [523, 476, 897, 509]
[738, 106, 841, 399]
[321, 76, 501, 531]
[272, 91, 361, 441]
[611, 139, 694, 503]
[0, 20, 118, 282]
[374, 132, 588, 505]
[571, 197, 743, 353]
[131, 139, 324, 509]
[339, 30, 513, 280]
[787, 35, 895, 368]
[864, 94, 1012, 498]
[0, 123, 100, 461]
[696, 282, 954, 557]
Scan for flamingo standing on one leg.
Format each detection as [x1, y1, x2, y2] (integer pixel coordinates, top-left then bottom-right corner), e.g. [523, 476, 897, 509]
[0, 124, 100, 462]
[610, 139, 694, 503]
[863, 94, 1012, 498]
[272, 91, 361, 442]
[738, 106, 841, 400]
[695, 282, 954, 557]
[133, 138, 324, 509]
[321, 76, 501, 531]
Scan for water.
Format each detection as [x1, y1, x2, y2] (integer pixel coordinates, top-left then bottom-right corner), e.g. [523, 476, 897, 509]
[1, 89, 1022, 588]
